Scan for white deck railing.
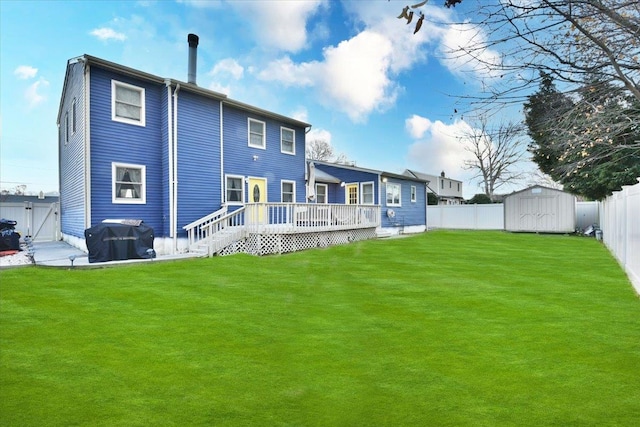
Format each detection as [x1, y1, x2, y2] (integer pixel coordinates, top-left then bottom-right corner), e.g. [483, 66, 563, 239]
[184, 203, 380, 254]
[244, 203, 380, 234]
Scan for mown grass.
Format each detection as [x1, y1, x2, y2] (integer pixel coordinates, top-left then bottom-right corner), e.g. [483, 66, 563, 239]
[1, 230, 639, 426]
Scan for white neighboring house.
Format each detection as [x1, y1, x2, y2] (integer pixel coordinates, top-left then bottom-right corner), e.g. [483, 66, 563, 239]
[404, 170, 464, 205]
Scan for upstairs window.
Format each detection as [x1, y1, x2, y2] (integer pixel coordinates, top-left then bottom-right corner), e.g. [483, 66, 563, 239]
[113, 163, 146, 204]
[281, 127, 295, 154]
[281, 180, 295, 203]
[112, 80, 145, 126]
[248, 118, 266, 149]
[386, 182, 401, 207]
[226, 175, 244, 204]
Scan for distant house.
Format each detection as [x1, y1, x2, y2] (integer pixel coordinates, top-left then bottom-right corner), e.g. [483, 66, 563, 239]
[311, 161, 428, 236]
[403, 170, 464, 205]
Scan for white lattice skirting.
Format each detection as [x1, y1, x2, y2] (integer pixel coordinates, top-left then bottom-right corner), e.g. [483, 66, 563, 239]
[217, 228, 377, 256]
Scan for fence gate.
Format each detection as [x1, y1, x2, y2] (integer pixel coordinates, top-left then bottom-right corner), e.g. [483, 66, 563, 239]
[0, 202, 60, 242]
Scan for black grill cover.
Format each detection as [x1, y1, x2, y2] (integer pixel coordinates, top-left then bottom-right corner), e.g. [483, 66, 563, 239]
[0, 219, 20, 251]
[85, 222, 155, 263]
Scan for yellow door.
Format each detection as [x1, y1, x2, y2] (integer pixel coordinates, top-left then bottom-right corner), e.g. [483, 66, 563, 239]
[346, 184, 358, 205]
[248, 177, 267, 223]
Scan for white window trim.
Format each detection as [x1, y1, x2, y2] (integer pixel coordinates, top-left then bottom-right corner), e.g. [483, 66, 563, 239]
[281, 180, 296, 203]
[71, 98, 77, 135]
[361, 181, 375, 205]
[411, 185, 417, 203]
[345, 182, 359, 205]
[225, 174, 245, 205]
[315, 183, 328, 204]
[248, 118, 266, 149]
[280, 127, 295, 155]
[112, 162, 146, 204]
[112, 80, 146, 127]
[64, 111, 69, 145]
[386, 182, 401, 207]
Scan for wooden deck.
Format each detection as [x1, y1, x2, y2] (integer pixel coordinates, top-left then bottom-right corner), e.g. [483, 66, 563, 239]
[184, 203, 381, 256]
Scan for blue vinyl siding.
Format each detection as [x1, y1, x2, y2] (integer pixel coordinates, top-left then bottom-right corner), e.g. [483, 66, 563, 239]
[88, 67, 165, 234]
[59, 61, 87, 238]
[222, 105, 306, 203]
[381, 178, 427, 228]
[175, 91, 222, 235]
[313, 163, 379, 204]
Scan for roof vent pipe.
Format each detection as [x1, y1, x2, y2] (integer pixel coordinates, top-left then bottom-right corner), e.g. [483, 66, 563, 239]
[187, 33, 199, 85]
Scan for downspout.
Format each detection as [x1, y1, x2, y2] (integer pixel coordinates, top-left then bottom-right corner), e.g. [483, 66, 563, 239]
[165, 80, 174, 244]
[172, 83, 181, 253]
[220, 101, 224, 205]
[83, 59, 91, 230]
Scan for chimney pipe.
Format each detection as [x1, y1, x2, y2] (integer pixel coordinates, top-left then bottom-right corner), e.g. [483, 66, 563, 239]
[187, 33, 199, 85]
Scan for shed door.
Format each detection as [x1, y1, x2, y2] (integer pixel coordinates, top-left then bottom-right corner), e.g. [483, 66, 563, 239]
[518, 196, 557, 231]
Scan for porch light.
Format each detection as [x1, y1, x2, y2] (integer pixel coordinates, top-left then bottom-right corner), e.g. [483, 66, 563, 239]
[340, 182, 346, 187]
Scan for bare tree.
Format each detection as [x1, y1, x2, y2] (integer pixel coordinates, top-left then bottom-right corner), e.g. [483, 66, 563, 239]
[306, 139, 334, 161]
[400, 0, 640, 106]
[460, 117, 526, 200]
[306, 139, 350, 164]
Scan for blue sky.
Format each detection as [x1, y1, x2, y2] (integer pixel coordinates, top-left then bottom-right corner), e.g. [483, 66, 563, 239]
[0, 0, 538, 198]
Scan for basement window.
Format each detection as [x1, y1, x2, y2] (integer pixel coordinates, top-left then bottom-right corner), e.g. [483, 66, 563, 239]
[112, 80, 145, 126]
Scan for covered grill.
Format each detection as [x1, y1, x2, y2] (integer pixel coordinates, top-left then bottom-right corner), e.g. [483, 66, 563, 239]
[85, 220, 155, 263]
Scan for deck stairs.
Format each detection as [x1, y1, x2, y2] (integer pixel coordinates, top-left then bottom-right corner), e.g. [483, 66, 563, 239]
[184, 206, 247, 256]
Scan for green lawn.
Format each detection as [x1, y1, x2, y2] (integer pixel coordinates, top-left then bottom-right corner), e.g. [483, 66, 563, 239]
[1, 230, 639, 426]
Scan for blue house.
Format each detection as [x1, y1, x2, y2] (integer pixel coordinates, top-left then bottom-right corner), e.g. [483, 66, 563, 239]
[309, 161, 428, 236]
[57, 35, 427, 258]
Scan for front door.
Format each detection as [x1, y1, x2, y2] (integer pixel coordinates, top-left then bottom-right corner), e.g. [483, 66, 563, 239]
[248, 177, 267, 223]
[346, 183, 359, 205]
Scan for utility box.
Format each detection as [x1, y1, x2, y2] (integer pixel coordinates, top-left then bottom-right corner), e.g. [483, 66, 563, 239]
[504, 186, 576, 233]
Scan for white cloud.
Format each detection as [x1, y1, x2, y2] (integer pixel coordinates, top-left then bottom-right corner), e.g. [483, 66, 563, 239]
[405, 115, 479, 195]
[439, 21, 503, 81]
[257, 56, 315, 87]
[14, 65, 38, 80]
[209, 58, 244, 80]
[258, 30, 399, 123]
[306, 127, 332, 144]
[228, 0, 326, 52]
[25, 78, 50, 108]
[290, 107, 309, 123]
[90, 27, 127, 41]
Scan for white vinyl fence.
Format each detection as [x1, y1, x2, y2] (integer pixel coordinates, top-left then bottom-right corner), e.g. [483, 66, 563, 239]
[0, 202, 60, 242]
[576, 201, 600, 231]
[427, 204, 504, 230]
[599, 179, 640, 294]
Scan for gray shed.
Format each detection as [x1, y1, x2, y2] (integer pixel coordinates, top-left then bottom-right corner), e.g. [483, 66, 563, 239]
[503, 185, 576, 233]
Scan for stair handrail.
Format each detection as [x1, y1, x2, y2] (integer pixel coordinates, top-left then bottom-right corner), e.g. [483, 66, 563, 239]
[183, 206, 228, 248]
